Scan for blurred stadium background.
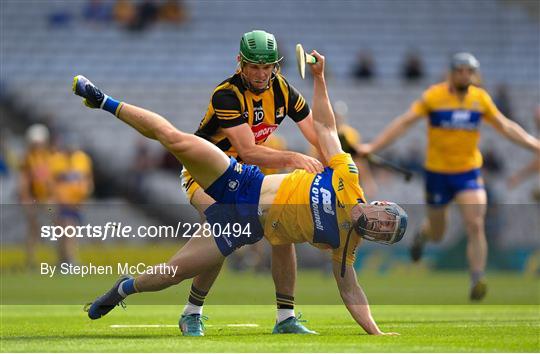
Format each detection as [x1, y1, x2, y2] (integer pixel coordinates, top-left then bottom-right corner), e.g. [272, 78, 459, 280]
[1, 0, 539, 289]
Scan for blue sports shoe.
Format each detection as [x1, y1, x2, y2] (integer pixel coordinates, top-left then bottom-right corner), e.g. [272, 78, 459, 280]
[84, 275, 131, 320]
[179, 314, 208, 336]
[72, 75, 105, 108]
[272, 314, 318, 334]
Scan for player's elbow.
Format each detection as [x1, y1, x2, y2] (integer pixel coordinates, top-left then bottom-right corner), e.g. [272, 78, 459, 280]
[336, 278, 358, 302]
[236, 147, 261, 165]
[338, 287, 358, 305]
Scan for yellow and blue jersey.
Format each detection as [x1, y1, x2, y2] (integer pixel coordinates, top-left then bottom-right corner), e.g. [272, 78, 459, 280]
[265, 153, 366, 266]
[411, 82, 499, 173]
[21, 148, 53, 202]
[50, 150, 92, 205]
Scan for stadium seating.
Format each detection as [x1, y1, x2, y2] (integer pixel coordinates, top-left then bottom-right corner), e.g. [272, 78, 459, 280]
[1, 0, 538, 249]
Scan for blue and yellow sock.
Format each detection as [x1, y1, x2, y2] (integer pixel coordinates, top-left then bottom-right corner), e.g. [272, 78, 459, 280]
[118, 278, 138, 298]
[101, 95, 124, 117]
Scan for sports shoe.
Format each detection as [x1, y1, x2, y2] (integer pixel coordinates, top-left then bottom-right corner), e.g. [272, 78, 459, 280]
[179, 314, 208, 336]
[410, 230, 426, 262]
[84, 275, 131, 320]
[72, 75, 105, 108]
[470, 280, 487, 301]
[272, 314, 318, 334]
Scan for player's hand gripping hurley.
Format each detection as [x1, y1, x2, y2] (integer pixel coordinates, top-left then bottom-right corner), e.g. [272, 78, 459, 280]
[296, 44, 317, 79]
[297, 43, 413, 182]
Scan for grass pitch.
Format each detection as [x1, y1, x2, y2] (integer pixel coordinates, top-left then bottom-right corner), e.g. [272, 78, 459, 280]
[1, 270, 539, 352]
[1, 304, 538, 352]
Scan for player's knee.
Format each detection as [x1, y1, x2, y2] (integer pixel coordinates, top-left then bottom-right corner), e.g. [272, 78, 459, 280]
[159, 127, 187, 153]
[157, 271, 182, 287]
[424, 223, 445, 242]
[428, 231, 445, 243]
[465, 217, 485, 237]
[271, 244, 295, 258]
[152, 262, 185, 286]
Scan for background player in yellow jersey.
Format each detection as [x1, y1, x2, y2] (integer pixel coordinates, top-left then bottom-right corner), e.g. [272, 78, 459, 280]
[179, 30, 323, 335]
[19, 124, 53, 268]
[49, 134, 93, 264]
[358, 53, 540, 300]
[74, 50, 407, 335]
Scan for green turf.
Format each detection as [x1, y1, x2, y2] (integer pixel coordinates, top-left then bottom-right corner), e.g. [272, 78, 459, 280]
[1, 269, 539, 352]
[1, 268, 538, 305]
[1, 304, 539, 352]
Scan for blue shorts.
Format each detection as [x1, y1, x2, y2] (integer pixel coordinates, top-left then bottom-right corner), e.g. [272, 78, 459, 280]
[58, 206, 82, 224]
[204, 157, 265, 256]
[425, 168, 484, 206]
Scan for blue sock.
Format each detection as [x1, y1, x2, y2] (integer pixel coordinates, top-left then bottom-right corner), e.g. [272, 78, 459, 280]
[118, 278, 137, 297]
[102, 96, 123, 116]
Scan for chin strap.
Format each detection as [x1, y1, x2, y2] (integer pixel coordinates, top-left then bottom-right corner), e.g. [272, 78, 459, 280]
[340, 226, 354, 278]
[239, 62, 280, 95]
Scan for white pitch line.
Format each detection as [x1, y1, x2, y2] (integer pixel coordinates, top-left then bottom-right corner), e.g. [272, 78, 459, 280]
[110, 323, 259, 328]
[226, 324, 259, 327]
[110, 325, 177, 328]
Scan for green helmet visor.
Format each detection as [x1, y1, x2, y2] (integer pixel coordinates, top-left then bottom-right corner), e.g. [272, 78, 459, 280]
[239, 30, 283, 65]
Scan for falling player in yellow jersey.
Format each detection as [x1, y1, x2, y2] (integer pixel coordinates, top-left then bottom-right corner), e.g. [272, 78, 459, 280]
[181, 30, 323, 335]
[74, 50, 407, 335]
[358, 53, 540, 301]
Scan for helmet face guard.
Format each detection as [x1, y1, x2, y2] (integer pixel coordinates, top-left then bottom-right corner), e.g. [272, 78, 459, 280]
[238, 61, 280, 95]
[351, 201, 408, 245]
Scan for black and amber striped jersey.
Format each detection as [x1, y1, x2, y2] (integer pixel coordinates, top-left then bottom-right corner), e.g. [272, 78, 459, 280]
[195, 72, 310, 159]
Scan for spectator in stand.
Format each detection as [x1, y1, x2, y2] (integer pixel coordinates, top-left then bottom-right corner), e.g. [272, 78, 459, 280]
[83, 0, 112, 25]
[352, 51, 375, 81]
[159, 0, 188, 25]
[401, 50, 424, 82]
[132, 0, 159, 31]
[129, 138, 155, 192]
[494, 84, 514, 121]
[113, 0, 137, 29]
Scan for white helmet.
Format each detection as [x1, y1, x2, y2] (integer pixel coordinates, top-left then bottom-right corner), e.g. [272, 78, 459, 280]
[26, 124, 50, 144]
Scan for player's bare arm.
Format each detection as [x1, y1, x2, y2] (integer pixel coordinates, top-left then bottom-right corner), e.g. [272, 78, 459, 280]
[357, 109, 423, 155]
[488, 112, 540, 152]
[332, 263, 398, 335]
[308, 50, 343, 162]
[296, 113, 327, 164]
[223, 123, 323, 173]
